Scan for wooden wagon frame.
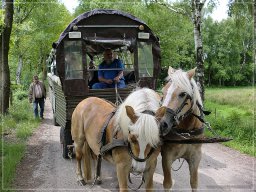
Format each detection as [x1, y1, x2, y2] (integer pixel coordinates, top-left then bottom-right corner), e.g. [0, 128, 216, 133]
[46, 9, 161, 158]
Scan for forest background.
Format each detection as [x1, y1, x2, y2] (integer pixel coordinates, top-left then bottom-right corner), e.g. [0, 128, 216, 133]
[1, 0, 254, 92]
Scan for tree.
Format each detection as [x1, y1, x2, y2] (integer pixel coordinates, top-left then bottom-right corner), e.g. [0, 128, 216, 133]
[8, 0, 72, 88]
[0, 0, 14, 114]
[254, 0, 256, 86]
[191, 0, 206, 100]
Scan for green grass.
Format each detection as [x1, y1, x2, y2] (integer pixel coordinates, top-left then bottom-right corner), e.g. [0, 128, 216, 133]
[1, 97, 40, 191]
[1, 142, 26, 189]
[204, 87, 255, 156]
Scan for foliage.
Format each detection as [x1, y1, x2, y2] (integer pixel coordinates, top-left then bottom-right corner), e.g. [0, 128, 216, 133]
[9, 0, 72, 88]
[203, 4, 253, 86]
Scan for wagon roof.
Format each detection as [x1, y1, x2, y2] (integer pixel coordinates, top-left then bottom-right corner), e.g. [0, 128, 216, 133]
[55, 9, 159, 47]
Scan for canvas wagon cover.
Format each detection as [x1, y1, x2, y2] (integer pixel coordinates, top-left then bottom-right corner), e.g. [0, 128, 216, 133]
[55, 9, 160, 53]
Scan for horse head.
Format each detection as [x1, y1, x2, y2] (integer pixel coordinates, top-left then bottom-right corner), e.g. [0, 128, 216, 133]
[125, 105, 166, 173]
[160, 67, 203, 137]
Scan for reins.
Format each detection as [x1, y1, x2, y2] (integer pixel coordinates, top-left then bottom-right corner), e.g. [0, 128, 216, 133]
[115, 82, 123, 105]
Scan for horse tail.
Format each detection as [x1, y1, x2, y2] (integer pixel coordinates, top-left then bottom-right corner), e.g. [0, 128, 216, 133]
[82, 140, 92, 181]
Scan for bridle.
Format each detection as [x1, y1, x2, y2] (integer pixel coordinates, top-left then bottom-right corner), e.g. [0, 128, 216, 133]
[161, 91, 211, 138]
[127, 109, 157, 162]
[128, 142, 155, 162]
[165, 93, 193, 125]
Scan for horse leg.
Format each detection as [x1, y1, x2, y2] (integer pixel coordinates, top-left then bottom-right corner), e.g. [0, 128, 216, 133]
[113, 148, 131, 192]
[82, 140, 92, 182]
[143, 156, 158, 192]
[161, 149, 174, 191]
[187, 150, 202, 192]
[74, 140, 86, 185]
[94, 155, 102, 184]
[116, 162, 130, 192]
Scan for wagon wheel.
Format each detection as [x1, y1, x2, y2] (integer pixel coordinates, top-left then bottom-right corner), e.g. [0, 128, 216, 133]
[60, 127, 73, 159]
[53, 113, 59, 126]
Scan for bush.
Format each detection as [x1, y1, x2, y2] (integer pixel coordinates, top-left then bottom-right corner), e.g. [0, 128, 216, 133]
[14, 90, 28, 101]
[8, 99, 34, 121]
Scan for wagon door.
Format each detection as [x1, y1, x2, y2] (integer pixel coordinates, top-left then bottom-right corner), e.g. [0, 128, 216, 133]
[63, 40, 88, 96]
[137, 41, 156, 88]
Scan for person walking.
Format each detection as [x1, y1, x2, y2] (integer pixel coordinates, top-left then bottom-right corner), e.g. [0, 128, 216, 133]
[28, 75, 46, 119]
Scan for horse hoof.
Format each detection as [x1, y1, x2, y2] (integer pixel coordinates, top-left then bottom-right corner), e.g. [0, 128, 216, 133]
[96, 180, 102, 185]
[77, 180, 86, 186]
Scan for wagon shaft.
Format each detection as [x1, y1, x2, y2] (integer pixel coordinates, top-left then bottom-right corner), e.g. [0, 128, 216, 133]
[163, 137, 233, 144]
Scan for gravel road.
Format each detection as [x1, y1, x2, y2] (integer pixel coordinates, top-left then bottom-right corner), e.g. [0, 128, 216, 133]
[10, 98, 256, 191]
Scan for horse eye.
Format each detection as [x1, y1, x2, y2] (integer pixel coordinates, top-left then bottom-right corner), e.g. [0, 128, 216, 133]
[179, 92, 187, 98]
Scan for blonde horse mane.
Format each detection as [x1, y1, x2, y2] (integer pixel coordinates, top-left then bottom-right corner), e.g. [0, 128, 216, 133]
[114, 88, 161, 146]
[167, 69, 203, 111]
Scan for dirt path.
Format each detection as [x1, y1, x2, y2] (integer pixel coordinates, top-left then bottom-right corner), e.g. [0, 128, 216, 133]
[11, 98, 256, 191]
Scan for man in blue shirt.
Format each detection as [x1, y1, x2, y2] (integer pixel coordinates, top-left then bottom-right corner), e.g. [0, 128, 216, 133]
[92, 48, 126, 89]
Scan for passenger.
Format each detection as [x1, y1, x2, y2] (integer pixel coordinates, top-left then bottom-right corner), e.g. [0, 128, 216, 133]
[92, 48, 126, 89]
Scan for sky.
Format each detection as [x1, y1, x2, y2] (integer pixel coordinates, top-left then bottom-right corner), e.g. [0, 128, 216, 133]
[60, 0, 228, 21]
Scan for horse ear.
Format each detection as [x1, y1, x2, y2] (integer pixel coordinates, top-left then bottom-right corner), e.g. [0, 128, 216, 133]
[125, 106, 138, 123]
[168, 66, 175, 76]
[187, 67, 196, 80]
[155, 106, 166, 121]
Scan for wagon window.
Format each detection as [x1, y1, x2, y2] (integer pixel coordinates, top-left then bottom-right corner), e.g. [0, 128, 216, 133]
[64, 41, 83, 79]
[137, 42, 154, 77]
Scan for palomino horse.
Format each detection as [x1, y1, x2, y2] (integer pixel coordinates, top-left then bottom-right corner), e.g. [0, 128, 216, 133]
[71, 88, 166, 191]
[160, 67, 204, 191]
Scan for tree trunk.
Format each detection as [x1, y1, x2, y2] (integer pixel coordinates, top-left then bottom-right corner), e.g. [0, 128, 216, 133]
[192, 0, 205, 101]
[254, 0, 256, 86]
[16, 55, 23, 84]
[0, 0, 14, 114]
[42, 54, 47, 81]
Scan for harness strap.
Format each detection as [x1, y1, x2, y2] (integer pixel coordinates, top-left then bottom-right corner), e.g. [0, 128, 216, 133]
[100, 139, 127, 155]
[192, 101, 211, 123]
[99, 110, 117, 146]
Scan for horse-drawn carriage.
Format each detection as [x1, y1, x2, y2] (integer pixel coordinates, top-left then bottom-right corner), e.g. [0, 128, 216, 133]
[47, 9, 232, 191]
[47, 9, 161, 159]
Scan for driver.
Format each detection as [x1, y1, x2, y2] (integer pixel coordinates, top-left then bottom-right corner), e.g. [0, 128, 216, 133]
[92, 48, 126, 89]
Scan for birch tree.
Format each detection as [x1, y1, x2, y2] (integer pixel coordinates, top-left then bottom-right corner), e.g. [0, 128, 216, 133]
[149, 0, 211, 100]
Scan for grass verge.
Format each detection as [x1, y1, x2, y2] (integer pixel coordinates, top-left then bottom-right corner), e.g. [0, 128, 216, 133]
[1, 99, 40, 190]
[204, 87, 255, 156]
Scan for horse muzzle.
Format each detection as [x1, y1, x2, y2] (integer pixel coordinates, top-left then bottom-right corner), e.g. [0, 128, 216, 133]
[131, 161, 146, 174]
[159, 108, 177, 137]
